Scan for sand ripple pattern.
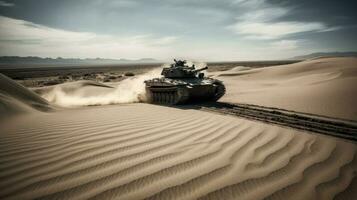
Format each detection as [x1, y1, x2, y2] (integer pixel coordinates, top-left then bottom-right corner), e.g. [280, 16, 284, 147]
[0, 104, 356, 200]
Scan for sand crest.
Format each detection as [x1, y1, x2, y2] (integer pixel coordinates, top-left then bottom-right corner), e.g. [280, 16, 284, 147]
[0, 73, 51, 117]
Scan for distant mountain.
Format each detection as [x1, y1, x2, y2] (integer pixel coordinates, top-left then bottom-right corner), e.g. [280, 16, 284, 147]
[291, 52, 357, 60]
[0, 56, 159, 67]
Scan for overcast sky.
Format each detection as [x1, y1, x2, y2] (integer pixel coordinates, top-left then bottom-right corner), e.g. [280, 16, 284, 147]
[0, 0, 356, 61]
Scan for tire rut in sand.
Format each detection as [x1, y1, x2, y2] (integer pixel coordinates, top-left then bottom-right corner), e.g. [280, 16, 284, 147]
[178, 102, 357, 141]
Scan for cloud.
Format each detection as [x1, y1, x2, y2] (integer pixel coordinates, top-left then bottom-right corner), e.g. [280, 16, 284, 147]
[92, 0, 139, 8]
[0, 16, 95, 42]
[229, 21, 328, 39]
[0, 16, 178, 59]
[237, 6, 289, 22]
[0, 0, 352, 60]
[227, 0, 339, 40]
[0, 0, 14, 7]
[270, 40, 299, 50]
[0, 16, 316, 61]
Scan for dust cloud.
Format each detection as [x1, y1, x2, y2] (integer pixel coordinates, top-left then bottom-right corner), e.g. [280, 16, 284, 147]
[39, 68, 162, 107]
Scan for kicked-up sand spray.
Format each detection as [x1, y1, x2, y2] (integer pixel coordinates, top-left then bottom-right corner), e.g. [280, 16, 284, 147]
[38, 68, 162, 107]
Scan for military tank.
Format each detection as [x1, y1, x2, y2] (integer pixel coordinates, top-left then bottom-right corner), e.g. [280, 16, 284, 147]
[144, 59, 225, 105]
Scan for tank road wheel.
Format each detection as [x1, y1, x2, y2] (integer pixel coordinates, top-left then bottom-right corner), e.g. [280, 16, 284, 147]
[168, 92, 174, 104]
[146, 88, 189, 105]
[150, 92, 155, 103]
[157, 93, 161, 103]
[151, 92, 169, 104]
[150, 92, 154, 102]
[161, 92, 174, 104]
[165, 93, 171, 104]
[154, 92, 160, 103]
[163, 93, 168, 104]
[159, 93, 164, 103]
[175, 88, 190, 104]
[211, 81, 226, 101]
[162, 93, 167, 104]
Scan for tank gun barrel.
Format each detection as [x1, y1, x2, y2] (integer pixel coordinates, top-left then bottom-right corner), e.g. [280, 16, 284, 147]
[193, 66, 208, 73]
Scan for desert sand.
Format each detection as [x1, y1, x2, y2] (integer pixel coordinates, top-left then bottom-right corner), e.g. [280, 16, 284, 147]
[1, 57, 357, 200]
[216, 57, 357, 121]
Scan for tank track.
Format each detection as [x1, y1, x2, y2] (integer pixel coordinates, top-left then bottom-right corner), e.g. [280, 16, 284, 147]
[211, 81, 226, 101]
[184, 102, 357, 141]
[147, 87, 189, 105]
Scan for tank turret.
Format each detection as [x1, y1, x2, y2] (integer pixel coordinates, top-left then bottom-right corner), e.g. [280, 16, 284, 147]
[161, 61, 207, 79]
[144, 59, 225, 105]
[172, 59, 187, 67]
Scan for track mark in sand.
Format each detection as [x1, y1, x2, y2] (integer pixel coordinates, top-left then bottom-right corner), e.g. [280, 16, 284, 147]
[178, 102, 357, 141]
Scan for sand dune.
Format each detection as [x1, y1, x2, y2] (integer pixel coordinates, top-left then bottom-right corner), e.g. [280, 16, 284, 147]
[1, 58, 357, 199]
[216, 57, 357, 121]
[0, 104, 356, 200]
[0, 73, 51, 117]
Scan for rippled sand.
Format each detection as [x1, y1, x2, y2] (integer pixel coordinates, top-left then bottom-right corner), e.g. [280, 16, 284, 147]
[1, 104, 356, 200]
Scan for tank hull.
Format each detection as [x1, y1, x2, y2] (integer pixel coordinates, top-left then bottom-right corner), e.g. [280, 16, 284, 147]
[145, 78, 225, 105]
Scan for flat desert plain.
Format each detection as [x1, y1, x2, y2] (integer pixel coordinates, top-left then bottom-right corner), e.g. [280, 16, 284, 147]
[0, 57, 357, 200]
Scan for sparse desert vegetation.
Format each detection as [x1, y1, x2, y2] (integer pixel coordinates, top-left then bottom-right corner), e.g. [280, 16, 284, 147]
[0, 61, 300, 88]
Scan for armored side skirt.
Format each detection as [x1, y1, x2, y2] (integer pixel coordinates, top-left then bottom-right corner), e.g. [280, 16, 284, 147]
[145, 82, 225, 105]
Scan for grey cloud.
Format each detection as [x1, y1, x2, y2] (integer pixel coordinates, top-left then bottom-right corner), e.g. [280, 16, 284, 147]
[0, 0, 356, 59]
[0, 1, 14, 7]
[266, 0, 357, 26]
